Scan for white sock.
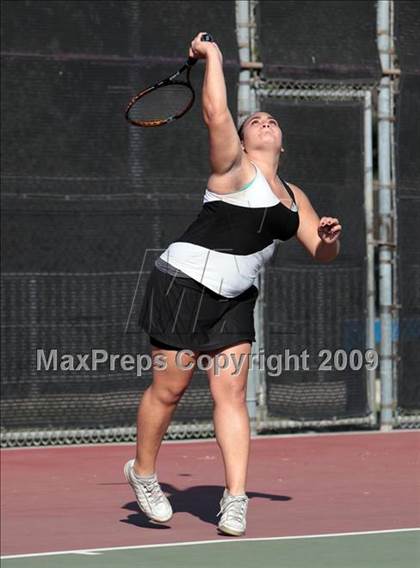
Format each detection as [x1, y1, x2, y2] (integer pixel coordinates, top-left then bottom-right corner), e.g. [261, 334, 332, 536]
[227, 490, 247, 498]
[132, 469, 156, 481]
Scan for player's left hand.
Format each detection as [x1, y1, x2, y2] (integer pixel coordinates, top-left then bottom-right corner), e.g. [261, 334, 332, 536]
[318, 217, 342, 244]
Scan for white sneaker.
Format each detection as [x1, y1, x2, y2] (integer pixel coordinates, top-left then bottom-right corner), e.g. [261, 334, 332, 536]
[123, 459, 173, 523]
[217, 488, 249, 536]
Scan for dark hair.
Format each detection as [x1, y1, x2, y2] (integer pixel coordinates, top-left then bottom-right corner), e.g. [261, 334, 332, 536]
[237, 116, 250, 141]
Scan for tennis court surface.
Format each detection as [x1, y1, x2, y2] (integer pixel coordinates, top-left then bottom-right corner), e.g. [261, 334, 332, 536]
[2, 431, 419, 567]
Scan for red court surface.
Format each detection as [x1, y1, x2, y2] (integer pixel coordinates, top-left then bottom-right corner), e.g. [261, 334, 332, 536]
[1, 431, 419, 556]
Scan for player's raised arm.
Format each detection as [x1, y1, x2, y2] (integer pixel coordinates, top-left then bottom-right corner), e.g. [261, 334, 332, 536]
[189, 32, 242, 175]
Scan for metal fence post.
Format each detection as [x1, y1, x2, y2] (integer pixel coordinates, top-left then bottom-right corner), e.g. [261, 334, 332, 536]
[364, 90, 378, 426]
[236, 0, 264, 435]
[377, 0, 396, 431]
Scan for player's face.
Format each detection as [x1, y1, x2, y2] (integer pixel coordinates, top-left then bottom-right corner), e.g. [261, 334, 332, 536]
[242, 113, 283, 152]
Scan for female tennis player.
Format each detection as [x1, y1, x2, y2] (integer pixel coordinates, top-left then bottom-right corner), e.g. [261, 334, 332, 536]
[124, 32, 342, 536]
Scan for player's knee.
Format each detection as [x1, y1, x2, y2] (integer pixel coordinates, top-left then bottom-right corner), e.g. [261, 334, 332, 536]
[152, 383, 188, 405]
[212, 381, 247, 406]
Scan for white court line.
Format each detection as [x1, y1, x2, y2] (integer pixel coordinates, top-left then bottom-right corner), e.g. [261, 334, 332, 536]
[2, 429, 419, 451]
[2, 527, 419, 560]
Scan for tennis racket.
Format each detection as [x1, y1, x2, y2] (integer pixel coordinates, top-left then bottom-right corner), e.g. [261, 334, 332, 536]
[125, 32, 213, 127]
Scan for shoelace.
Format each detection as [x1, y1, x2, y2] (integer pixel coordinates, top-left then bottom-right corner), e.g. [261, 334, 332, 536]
[217, 496, 248, 524]
[136, 477, 166, 507]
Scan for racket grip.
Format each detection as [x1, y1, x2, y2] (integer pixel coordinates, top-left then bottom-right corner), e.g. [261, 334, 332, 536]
[201, 32, 213, 42]
[188, 32, 214, 65]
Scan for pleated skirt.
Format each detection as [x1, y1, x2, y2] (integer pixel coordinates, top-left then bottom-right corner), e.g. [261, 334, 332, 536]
[138, 265, 258, 352]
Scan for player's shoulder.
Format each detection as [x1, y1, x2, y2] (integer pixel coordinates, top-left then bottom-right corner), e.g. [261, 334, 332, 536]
[285, 182, 318, 210]
[284, 181, 303, 194]
[282, 181, 309, 208]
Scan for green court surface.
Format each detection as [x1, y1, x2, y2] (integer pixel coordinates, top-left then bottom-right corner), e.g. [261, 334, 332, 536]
[3, 530, 419, 568]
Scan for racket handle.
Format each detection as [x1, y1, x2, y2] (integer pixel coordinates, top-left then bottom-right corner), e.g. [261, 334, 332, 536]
[201, 32, 213, 42]
[187, 32, 214, 66]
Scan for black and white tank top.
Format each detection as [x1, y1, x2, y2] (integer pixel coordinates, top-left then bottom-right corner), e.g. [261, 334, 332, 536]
[156, 161, 300, 298]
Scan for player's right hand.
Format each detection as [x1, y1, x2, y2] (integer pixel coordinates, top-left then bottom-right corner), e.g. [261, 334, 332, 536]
[189, 32, 221, 61]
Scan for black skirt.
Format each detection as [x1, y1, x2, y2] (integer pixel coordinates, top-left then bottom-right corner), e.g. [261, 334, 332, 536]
[138, 265, 258, 352]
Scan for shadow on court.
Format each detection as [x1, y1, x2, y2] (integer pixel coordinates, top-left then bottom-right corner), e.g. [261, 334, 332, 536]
[120, 483, 291, 528]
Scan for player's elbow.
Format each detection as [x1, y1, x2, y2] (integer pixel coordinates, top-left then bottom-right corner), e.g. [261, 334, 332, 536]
[203, 107, 230, 126]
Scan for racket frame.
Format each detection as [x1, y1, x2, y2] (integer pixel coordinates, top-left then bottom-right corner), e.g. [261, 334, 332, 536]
[125, 62, 196, 127]
[125, 33, 213, 128]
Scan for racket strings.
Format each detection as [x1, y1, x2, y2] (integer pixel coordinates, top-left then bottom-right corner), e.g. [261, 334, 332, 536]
[128, 84, 193, 124]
